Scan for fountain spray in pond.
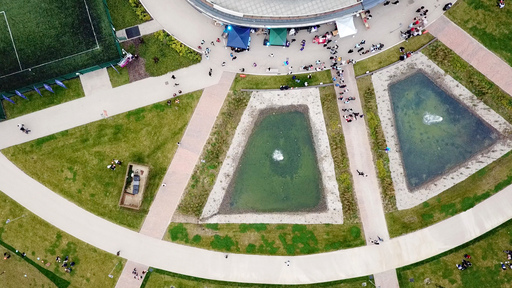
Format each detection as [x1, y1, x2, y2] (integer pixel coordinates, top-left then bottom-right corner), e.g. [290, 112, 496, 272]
[272, 150, 284, 161]
[423, 112, 443, 125]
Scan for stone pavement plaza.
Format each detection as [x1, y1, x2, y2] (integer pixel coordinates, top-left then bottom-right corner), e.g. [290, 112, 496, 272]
[1, 0, 512, 286]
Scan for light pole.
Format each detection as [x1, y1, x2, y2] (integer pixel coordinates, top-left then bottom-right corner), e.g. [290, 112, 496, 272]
[6, 214, 25, 224]
[108, 262, 119, 278]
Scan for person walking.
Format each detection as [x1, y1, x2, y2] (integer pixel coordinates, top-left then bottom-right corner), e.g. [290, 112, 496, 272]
[209, 68, 212, 77]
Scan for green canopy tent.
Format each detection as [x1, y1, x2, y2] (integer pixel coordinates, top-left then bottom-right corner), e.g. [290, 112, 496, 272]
[268, 28, 288, 46]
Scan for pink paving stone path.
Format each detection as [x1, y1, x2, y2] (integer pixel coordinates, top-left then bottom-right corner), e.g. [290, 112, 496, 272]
[428, 16, 512, 96]
[139, 71, 236, 239]
[333, 66, 398, 287]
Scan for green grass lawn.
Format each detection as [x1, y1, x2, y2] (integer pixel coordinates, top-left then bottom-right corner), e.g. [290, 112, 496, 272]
[387, 148, 512, 237]
[447, 0, 512, 66]
[2, 91, 202, 230]
[134, 32, 201, 77]
[0, 190, 125, 287]
[353, 33, 435, 76]
[142, 268, 371, 288]
[231, 70, 332, 90]
[398, 219, 512, 287]
[386, 41, 512, 237]
[166, 222, 364, 256]
[0, 247, 57, 288]
[106, 67, 130, 87]
[356, 77, 395, 212]
[0, 0, 120, 92]
[106, 0, 145, 30]
[2, 78, 85, 119]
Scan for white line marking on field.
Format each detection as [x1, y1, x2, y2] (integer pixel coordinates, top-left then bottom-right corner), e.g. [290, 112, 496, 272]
[0, 11, 23, 71]
[0, 0, 103, 79]
[83, 0, 100, 49]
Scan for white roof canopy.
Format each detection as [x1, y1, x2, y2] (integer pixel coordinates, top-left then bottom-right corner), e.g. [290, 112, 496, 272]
[336, 16, 357, 38]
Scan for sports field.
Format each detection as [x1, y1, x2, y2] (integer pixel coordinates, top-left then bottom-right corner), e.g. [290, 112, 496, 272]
[0, 0, 121, 92]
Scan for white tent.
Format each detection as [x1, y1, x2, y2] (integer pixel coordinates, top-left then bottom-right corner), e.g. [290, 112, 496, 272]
[335, 16, 357, 38]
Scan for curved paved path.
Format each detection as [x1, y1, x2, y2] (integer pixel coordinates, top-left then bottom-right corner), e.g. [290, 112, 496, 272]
[1, 0, 512, 286]
[1, 149, 512, 284]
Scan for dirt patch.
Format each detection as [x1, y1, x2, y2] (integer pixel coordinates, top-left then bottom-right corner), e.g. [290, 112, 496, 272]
[122, 39, 150, 83]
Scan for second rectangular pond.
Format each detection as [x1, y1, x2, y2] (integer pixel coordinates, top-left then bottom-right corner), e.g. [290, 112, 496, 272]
[389, 72, 498, 189]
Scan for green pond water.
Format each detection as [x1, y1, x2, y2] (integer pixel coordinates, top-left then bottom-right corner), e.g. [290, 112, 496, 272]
[389, 72, 497, 189]
[227, 110, 322, 213]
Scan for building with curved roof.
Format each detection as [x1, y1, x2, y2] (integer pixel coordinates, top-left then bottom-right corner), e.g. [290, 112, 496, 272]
[187, 0, 385, 28]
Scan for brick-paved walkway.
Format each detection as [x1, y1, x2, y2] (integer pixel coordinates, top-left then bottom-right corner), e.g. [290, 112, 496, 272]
[115, 260, 149, 288]
[428, 15, 512, 97]
[139, 71, 235, 239]
[333, 66, 398, 288]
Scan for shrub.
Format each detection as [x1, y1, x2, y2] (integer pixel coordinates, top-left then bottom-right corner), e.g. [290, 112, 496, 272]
[129, 0, 151, 21]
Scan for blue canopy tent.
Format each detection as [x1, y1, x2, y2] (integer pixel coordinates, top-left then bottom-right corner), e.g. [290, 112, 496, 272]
[227, 26, 251, 50]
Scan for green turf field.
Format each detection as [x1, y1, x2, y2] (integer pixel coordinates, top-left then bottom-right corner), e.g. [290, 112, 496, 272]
[0, 0, 121, 92]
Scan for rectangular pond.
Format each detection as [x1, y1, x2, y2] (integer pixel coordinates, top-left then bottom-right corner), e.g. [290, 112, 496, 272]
[223, 109, 323, 213]
[389, 72, 498, 189]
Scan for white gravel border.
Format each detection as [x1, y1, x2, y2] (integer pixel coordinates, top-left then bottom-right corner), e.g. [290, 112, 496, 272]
[372, 53, 512, 210]
[200, 88, 344, 224]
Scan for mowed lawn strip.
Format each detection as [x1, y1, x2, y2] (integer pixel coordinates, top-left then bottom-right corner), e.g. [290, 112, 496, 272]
[397, 219, 512, 287]
[2, 78, 85, 119]
[446, 0, 512, 66]
[386, 41, 512, 237]
[232, 70, 332, 91]
[0, 190, 125, 287]
[353, 33, 435, 76]
[141, 268, 371, 288]
[107, 67, 130, 88]
[3, 91, 202, 230]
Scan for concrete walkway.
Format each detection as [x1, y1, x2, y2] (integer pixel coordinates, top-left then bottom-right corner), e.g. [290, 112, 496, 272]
[115, 260, 149, 288]
[428, 15, 512, 97]
[116, 20, 164, 42]
[0, 62, 220, 150]
[79, 68, 112, 96]
[333, 66, 398, 287]
[1, 147, 512, 284]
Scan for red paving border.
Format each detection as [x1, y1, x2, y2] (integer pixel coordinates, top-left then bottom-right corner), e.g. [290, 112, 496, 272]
[139, 71, 236, 240]
[428, 16, 512, 96]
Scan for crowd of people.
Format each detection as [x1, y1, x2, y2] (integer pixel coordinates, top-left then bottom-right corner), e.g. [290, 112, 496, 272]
[501, 250, 512, 270]
[456, 254, 472, 271]
[400, 6, 429, 40]
[56, 255, 76, 273]
[132, 267, 147, 280]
